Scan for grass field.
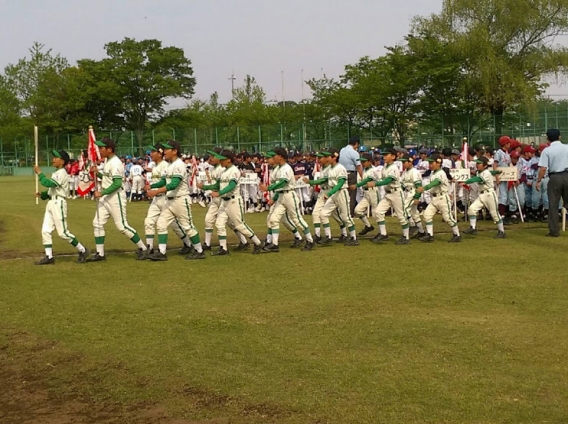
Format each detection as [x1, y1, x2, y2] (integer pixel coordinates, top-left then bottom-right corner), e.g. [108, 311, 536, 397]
[1, 176, 568, 423]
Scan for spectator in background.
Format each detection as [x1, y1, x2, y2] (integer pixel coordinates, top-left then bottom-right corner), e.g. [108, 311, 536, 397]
[339, 136, 363, 217]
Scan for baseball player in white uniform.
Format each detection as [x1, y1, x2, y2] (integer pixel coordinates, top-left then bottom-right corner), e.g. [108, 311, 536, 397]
[260, 147, 315, 252]
[86, 138, 149, 262]
[209, 150, 264, 255]
[399, 154, 425, 238]
[33, 150, 89, 265]
[320, 148, 359, 246]
[130, 161, 144, 201]
[462, 156, 506, 238]
[351, 153, 380, 236]
[199, 148, 250, 252]
[146, 141, 205, 261]
[143, 144, 194, 255]
[415, 154, 461, 243]
[369, 148, 410, 245]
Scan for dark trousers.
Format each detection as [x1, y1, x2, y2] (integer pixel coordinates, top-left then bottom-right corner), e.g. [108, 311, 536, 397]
[347, 171, 358, 217]
[547, 172, 568, 236]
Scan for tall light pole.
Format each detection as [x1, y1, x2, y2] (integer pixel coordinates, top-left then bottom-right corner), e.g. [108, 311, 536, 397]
[228, 72, 236, 99]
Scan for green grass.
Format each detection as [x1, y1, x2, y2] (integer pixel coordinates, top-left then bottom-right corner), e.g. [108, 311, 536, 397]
[2, 176, 568, 423]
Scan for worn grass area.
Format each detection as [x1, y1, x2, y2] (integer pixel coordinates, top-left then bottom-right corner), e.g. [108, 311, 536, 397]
[1, 176, 568, 423]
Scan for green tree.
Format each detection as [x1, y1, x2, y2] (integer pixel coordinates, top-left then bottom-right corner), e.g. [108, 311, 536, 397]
[413, 0, 568, 139]
[79, 38, 196, 154]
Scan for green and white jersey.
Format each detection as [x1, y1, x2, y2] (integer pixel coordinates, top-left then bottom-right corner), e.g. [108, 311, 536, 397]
[318, 165, 331, 193]
[273, 163, 296, 191]
[327, 163, 348, 191]
[101, 155, 124, 190]
[361, 167, 377, 188]
[476, 169, 495, 192]
[150, 160, 168, 184]
[378, 163, 401, 190]
[220, 165, 241, 197]
[429, 169, 450, 195]
[210, 164, 224, 182]
[47, 168, 70, 198]
[401, 168, 422, 194]
[166, 158, 189, 197]
[269, 164, 280, 184]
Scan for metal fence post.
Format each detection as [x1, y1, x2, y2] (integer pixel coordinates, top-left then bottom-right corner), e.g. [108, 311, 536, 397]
[0, 137, 3, 167]
[258, 125, 262, 152]
[45, 135, 49, 166]
[130, 131, 134, 155]
[237, 126, 240, 152]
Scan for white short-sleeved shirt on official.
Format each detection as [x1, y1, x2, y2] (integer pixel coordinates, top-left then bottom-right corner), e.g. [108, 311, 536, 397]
[429, 169, 451, 195]
[219, 165, 241, 197]
[102, 155, 124, 190]
[273, 163, 296, 191]
[378, 163, 401, 191]
[166, 158, 189, 197]
[327, 163, 348, 191]
[150, 160, 168, 184]
[47, 168, 70, 198]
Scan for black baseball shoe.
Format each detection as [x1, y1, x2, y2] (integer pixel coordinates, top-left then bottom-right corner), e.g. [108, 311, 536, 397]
[251, 242, 265, 254]
[495, 231, 506, 239]
[290, 238, 304, 248]
[179, 244, 193, 255]
[147, 251, 168, 261]
[314, 235, 322, 243]
[463, 227, 477, 235]
[211, 248, 229, 256]
[418, 234, 434, 243]
[335, 234, 347, 243]
[358, 225, 375, 236]
[448, 235, 462, 243]
[413, 231, 426, 240]
[262, 243, 280, 253]
[77, 248, 90, 264]
[409, 226, 419, 237]
[317, 237, 333, 246]
[136, 248, 149, 260]
[302, 241, 316, 251]
[235, 241, 250, 251]
[146, 245, 154, 255]
[344, 237, 360, 246]
[35, 255, 55, 265]
[202, 244, 212, 251]
[395, 237, 410, 245]
[186, 250, 206, 260]
[86, 252, 106, 262]
[511, 214, 520, 224]
[371, 234, 389, 243]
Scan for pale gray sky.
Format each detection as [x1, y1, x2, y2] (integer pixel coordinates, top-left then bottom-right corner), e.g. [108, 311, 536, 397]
[0, 0, 566, 107]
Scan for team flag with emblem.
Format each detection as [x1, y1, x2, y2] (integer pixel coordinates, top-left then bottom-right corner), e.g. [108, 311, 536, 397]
[77, 127, 101, 196]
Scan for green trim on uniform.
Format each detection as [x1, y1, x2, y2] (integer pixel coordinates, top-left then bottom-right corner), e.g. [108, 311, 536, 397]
[291, 192, 309, 231]
[237, 197, 255, 235]
[59, 202, 72, 240]
[190, 234, 200, 245]
[402, 224, 409, 229]
[323, 223, 330, 228]
[131, 234, 141, 243]
[444, 195, 456, 226]
[174, 217, 188, 237]
[43, 244, 53, 248]
[314, 223, 321, 228]
[219, 235, 227, 240]
[184, 198, 197, 231]
[71, 238, 78, 247]
[341, 190, 355, 227]
[117, 193, 138, 235]
[284, 211, 296, 230]
[205, 229, 214, 233]
[95, 236, 105, 244]
[146, 235, 155, 239]
[158, 234, 168, 244]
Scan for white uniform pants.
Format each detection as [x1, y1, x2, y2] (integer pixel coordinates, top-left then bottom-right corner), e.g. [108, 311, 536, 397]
[320, 190, 354, 228]
[374, 190, 408, 226]
[403, 191, 421, 226]
[468, 191, 500, 223]
[354, 189, 380, 221]
[216, 195, 256, 238]
[132, 176, 145, 195]
[42, 198, 76, 245]
[268, 192, 311, 233]
[144, 195, 188, 239]
[423, 194, 456, 226]
[156, 196, 199, 238]
[93, 191, 139, 239]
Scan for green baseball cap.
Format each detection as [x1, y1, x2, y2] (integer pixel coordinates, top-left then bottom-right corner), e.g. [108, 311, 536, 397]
[265, 151, 276, 158]
[95, 138, 116, 149]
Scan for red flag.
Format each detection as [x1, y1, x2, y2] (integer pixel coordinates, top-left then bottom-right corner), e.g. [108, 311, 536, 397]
[77, 128, 101, 196]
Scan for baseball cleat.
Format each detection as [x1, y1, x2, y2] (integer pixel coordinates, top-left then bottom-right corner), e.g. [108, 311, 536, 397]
[409, 226, 419, 237]
[186, 250, 206, 260]
[344, 237, 360, 246]
[86, 253, 106, 262]
[147, 251, 168, 261]
[77, 248, 90, 264]
[418, 234, 434, 243]
[494, 231, 506, 239]
[371, 234, 389, 243]
[136, 248, 149, 260]
[463, 227, 477, 235]
[413, 231, 426, 239]
[358, 225, 375, 236]
[448, 235, 462, 243]
[211, 248, 229, 256]
[35, 256, 55, 265]
[395, 237, 410, 245]
[302, 241, 316, 251]
[290, 239, 304, 248]
[234, 241, 250, 251]
[179, 244, 193, 255]
[317, 237, 333, 246]
[251, 242, 265, 254]
[202, 244, 212, 251]
[261, 243, 280, 253]
[335, 234, 347, 243]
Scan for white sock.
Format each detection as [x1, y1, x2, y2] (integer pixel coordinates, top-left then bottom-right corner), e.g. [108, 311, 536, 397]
[159, 243, 167, 254]
[251, 235, 261, 245]
[272, 233, 279, 246]
[45, 247, 53, 258]
[379, 223, 387, 236]
[146, 237, 154, 248]
[417, 222, 424, 232]
[349, 229, 356, 238]
[305, 233, 313, 243]
[426, 224, 433, 236]
[402, 227, 409, 239]
[75, 243, 85, 253]
[341, 227, 347, 236]
[293, 231, 302, 240]
[136, 240, 146, 250]
[452, 226, 460, 236]
[266, 233, 273, 244]
[361, 216, 370, 227]
[193, 242, 203, 253]
[205, 231, 212, 246]
[181, 236, 191, 246]
[315, 226, 321, 237]
[96, 244, 105, 256]
[469, 218, 477, 229]
[220, 239, 227, 250]
[236, 231, 247, 244]
[324, 226, 331, 238]
[497, 222, 504, 232]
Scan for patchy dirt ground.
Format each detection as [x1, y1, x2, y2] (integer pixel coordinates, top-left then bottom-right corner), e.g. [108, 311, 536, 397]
[0, 329, 230, 424]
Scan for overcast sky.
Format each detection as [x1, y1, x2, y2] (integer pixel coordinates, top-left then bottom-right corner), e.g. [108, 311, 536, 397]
[0, 0, 566, 108]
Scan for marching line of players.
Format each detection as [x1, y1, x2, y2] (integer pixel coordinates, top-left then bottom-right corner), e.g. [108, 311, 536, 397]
[33, 135, 560, 264]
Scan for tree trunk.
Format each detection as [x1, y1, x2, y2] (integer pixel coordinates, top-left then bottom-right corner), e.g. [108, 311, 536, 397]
[493, 108, 505, 147]
[135, 128, 144, 156]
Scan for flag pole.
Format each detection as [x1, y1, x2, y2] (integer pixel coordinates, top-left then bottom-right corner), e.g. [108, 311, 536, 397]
[34, 125, 39, 205]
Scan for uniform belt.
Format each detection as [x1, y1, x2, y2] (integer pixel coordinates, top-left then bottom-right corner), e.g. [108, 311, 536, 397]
[431, 193, 446, 198]
[549, 170, 568, 176]
[479, 190, 494, 194]
[385, 188, 399, 194]
[222, 195, 235, 201]
[167, 195, 183, 200]
[51, 195, 66, 200]
[155, 194, 164, 198]
[277, 190, 291, 193]
[363, 187, 377, 191]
